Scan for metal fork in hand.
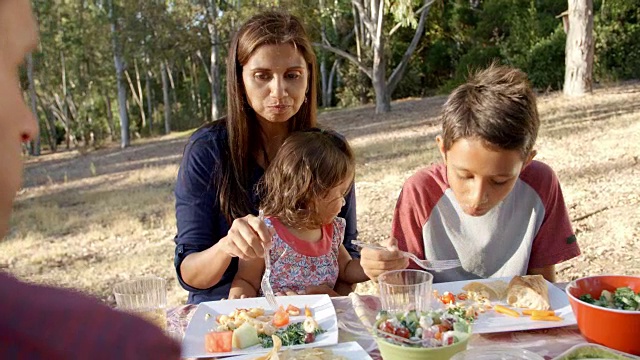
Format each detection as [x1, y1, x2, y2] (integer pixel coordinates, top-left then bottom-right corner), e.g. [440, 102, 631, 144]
[259, 210, 278, 310]
[352, 240, 461, 271]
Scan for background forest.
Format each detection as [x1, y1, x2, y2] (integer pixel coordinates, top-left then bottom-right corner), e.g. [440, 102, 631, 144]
[24, 0, 640, 153]
[6, 0, 639, 306]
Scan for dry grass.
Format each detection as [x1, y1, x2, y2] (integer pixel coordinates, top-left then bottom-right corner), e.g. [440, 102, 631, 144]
[3, 83, 639, 307]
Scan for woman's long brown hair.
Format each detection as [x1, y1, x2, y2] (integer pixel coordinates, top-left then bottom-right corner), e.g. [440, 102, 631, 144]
[216, 11, 318, 224]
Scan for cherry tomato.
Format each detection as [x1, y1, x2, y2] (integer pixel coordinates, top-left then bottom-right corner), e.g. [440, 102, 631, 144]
[272, 307, 290, 327]
[394, 327, 411, 338]
[378, 321, 395, 335]
[440, 292, 456, 304]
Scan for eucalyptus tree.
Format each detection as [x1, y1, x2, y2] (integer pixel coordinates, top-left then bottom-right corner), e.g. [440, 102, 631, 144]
[316, 0, 435, 113]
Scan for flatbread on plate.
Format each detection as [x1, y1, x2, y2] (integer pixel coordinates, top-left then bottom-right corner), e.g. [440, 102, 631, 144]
[506, 275, 551, 310]
[462, 279, 509, 300]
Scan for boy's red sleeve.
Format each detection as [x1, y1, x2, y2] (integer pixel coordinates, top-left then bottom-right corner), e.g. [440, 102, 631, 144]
[391, 166, 446, 267]
[523, 162, 581, 269]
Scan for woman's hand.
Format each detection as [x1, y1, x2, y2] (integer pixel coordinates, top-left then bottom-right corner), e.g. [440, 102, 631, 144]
[360, 238, 409, 281]
[219, 214, 274, 260]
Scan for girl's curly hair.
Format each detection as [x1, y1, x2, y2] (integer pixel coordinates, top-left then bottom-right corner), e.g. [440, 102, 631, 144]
[257, 128, 355, 229]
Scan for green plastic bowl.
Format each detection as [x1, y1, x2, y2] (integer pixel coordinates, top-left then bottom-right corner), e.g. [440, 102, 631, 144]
[374, 331, 471, 360]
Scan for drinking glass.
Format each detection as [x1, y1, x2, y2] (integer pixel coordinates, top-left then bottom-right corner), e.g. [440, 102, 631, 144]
[378, 269, 433, 313]
[113, 276, 168, 330]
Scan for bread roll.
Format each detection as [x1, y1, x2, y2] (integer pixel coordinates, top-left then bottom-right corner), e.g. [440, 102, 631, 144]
[462, 280, 509, 300]
[506, 275, 550, 310]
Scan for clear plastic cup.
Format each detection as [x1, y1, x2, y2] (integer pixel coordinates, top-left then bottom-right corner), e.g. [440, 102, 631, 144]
[378, 269, 433, 313]
[113, 276, 167, 330]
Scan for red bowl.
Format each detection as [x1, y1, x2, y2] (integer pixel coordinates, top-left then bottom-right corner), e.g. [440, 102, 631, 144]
[565, 275, 640, 355]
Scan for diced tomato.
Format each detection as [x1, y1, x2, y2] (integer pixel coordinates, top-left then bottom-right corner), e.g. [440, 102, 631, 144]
[378, 321, 395, 335]
[394, 327, 411, 338]
[286, 304, 301, 316]
[205, 331, 233, 353]
[273, 307, 290, 327]
[456, 293, 468, 301]
[440, 292, 456, 305]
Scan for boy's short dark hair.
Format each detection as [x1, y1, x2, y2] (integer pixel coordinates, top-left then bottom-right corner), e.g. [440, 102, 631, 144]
[441, 64, 539, 156]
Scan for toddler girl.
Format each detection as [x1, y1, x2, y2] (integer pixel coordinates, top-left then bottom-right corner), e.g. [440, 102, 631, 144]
[229, 129, 368, 298]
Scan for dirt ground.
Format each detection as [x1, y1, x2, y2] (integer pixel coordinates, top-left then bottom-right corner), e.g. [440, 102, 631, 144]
[3, 82, 639, 307]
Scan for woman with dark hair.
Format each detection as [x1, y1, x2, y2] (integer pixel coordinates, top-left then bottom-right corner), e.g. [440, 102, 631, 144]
[174, 11, 359, 304]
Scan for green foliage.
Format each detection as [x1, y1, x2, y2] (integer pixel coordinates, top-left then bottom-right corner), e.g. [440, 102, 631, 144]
[525, 27, 566, 90]
[594, 0, 640, 81]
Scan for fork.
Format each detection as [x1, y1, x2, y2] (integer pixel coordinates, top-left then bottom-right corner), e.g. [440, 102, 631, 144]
[352, 240, 461, 271]
[258, 210, 278, 311]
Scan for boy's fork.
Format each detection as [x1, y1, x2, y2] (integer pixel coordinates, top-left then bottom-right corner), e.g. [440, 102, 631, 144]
[259, 210, 278, 311]
[352, 240, 461, 271]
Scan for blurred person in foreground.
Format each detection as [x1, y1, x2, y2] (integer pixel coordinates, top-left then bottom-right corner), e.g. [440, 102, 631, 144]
[0, 0, 180, 358]
[360, 64, 580, 283]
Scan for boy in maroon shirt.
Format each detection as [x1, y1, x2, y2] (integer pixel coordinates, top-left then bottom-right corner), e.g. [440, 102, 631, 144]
[0, 0, 180, 358]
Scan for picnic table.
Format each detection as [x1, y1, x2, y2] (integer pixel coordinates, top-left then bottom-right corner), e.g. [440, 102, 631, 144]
[168, 285, 588, 360]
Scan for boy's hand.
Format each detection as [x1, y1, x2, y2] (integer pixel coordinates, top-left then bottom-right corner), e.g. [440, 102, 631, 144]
[360, 238, 409, 281]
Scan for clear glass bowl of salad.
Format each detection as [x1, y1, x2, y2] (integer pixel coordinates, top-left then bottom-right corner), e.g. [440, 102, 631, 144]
[372, 307, 473, 360]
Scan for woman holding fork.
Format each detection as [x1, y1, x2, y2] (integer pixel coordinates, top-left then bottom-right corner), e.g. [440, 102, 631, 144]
[173, 11, 364, 304]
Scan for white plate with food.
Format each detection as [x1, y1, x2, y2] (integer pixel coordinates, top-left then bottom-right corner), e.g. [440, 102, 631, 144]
[181, 294, 339, 358]
[432, 275, 577, 334]
[231, 341, 373, 360]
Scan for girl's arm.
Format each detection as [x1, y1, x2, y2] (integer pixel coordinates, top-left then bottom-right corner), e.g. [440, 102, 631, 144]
[337, 244, 369, 284]
[229, 257, 265, 299]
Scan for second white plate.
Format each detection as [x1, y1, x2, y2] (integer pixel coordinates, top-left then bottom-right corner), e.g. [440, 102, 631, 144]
[181, 294, 339, 358]
[433, 277, 577, 334]
[230, 341, 373, 360]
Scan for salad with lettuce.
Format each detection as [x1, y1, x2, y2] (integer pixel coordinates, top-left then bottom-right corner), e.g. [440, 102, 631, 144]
[374, 306, 472, 348]
[579, 287, 640, 311]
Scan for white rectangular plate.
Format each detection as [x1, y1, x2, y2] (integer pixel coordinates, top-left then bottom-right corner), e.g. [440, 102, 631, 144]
[433, 277, 577, 334]
[230, 341, 373, 360]
[181, 294, 339, 358]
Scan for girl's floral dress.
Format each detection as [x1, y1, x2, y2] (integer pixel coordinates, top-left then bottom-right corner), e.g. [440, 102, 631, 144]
[264, 216, 345, 294]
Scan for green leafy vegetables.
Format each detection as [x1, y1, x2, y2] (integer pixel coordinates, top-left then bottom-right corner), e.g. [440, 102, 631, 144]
[579, 287, 640, 311]
[258, 322, 325, 348]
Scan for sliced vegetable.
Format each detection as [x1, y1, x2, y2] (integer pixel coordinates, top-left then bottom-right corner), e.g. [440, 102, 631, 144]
[286, 304, 301, 316]
[440, 291, 456, 305]
[205, 330, 233, 353]
[522, 309, 556, 317]
[232, 322, 260, 349]
[530, 315, 563, 321]
[494, 305, 520, 318]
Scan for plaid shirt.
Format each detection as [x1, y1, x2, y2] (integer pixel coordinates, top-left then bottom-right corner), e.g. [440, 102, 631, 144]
[0, 273, 180, 360]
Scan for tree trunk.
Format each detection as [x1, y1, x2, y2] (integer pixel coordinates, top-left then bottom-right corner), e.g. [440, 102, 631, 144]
[41, 103, 57, 152]
[104, 92, 115, 140]
[134, 59, 146, 131]
[109, 0, 129, 148]
[161, 62, 171, 134]
[61, 52, 70, 149]
[320, 57, 329, 107]
[207, 0, 222, 120]
[564, 0, 594, 97]
[26, 53, 41, 156]
[145, 68, 153, 134]
[327, 59, 340, 107]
